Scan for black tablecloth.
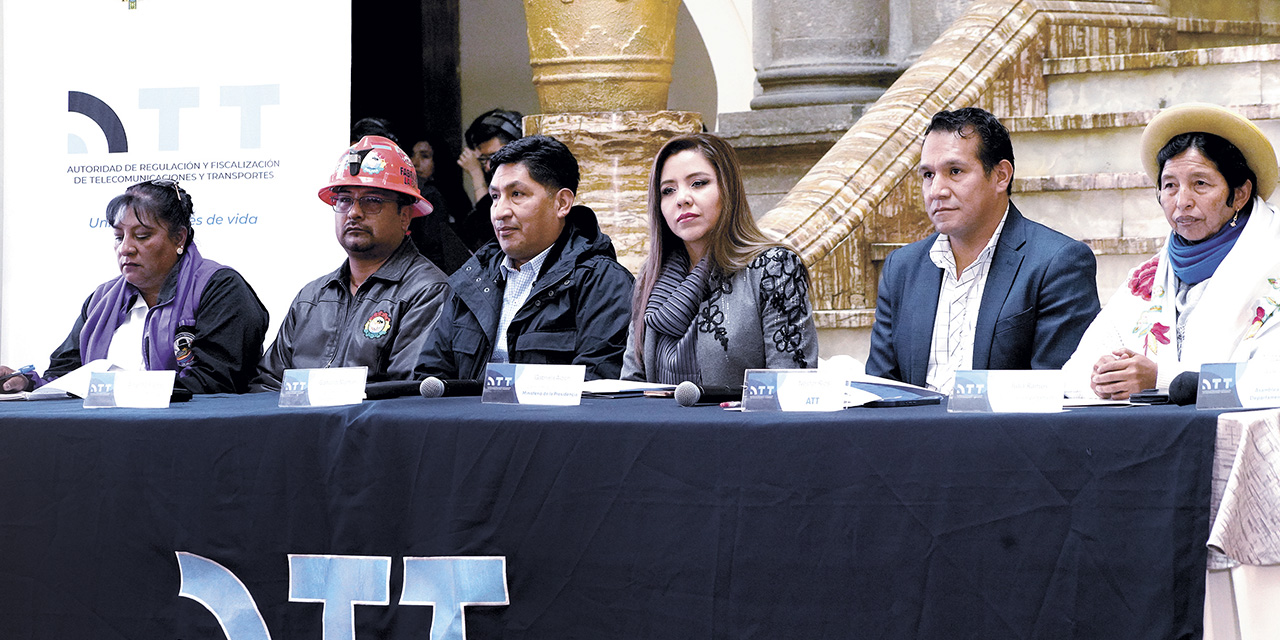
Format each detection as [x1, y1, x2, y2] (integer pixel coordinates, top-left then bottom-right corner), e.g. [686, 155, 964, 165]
[0, 395, 1216, 639]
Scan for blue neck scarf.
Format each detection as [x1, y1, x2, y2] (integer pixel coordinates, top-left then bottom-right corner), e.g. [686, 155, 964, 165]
[1167, 211, 1250, 285]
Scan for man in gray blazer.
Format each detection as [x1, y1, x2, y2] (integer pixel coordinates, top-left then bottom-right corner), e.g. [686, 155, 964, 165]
[865, 107, 1100, 392]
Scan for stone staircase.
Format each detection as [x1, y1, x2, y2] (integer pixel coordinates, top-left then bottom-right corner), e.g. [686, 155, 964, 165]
[749, 1, 1280, 362]
[1011, 35, 1280, 299]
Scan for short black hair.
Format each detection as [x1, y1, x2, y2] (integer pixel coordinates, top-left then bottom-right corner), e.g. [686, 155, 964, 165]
[1156, 132, 1257, 209]
[925, 107, 1016, 195]
[106, 180, 195, 247]
[351, 117, 397, 145]
[464, 109, 523, 148]
[487, 135, 580, 194]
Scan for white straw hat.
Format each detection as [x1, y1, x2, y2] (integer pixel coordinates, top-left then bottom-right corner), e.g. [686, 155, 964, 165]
[1140, 103, 1278, 200]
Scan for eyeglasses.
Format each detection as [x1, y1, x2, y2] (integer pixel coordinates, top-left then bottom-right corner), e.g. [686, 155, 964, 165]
[148, 179, 183, 200]
[332, 194, 399, 214]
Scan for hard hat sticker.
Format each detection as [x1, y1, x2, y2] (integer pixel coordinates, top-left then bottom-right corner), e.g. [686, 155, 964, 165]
[360, 152, 388, 176]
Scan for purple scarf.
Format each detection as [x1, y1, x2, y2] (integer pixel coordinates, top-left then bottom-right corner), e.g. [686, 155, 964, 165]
[79, 244, 225, 376]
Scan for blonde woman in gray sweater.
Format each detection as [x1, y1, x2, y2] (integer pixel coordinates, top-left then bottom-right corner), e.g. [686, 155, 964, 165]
[622, 133, 819, 386]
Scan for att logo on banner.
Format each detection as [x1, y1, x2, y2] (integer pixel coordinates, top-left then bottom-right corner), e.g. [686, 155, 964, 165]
[177, 552, 509, 640]
[68, 86, 279, 153]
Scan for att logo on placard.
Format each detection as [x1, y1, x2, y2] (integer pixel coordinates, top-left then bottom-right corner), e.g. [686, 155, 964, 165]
[1202, 377, 1235, 391]
[68, 86, 279, 154]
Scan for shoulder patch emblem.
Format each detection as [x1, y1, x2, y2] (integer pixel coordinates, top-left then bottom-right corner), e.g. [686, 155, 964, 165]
[174, 330, 196, 366]
[363, 311, 392, 339]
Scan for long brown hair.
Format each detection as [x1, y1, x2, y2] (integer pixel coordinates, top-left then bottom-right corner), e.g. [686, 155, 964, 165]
[630, 133, 782, 365]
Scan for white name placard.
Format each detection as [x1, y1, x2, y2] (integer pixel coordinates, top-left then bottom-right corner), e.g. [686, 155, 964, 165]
[1197, 359, 1280, 410]
[83, 370, 176, 408]
[742, 369, 845, 412]
[947, 370, 1064, 413]
[279, 367, 367, 407]
[482, 363, 585, 406]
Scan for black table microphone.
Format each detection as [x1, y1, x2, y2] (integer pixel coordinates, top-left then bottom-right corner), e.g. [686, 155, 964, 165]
[674, 381, 743, 407]
[363, 380, 424, 400]
[1168, 371, 1200, 406]
[419, 377, 484, 398]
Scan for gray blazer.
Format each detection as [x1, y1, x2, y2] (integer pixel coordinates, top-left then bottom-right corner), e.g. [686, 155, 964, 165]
[622, 247, 819, 386]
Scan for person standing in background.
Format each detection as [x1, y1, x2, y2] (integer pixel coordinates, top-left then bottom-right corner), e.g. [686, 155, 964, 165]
[453, 108, 524, 250]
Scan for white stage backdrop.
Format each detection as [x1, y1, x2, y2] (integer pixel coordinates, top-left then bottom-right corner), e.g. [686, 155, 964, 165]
[1, 0, 350, 372]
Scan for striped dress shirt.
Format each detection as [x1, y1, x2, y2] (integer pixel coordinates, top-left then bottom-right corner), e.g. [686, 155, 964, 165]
[925, 211, 1008, 393]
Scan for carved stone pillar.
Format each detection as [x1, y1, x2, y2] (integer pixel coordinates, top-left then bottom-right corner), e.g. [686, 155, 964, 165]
[524, 0, 682, 113]
[522, 0, 701, 272]
[751, 0, 899, 109]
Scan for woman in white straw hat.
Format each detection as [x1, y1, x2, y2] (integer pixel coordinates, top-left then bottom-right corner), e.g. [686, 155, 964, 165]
[1063, 103, 1280, 399]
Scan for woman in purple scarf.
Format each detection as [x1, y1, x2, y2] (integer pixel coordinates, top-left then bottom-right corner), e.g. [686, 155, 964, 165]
[0, 180, 268, 394]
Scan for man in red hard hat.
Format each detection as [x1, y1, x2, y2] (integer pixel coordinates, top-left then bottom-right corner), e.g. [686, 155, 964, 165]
[250, 136, 452, 391]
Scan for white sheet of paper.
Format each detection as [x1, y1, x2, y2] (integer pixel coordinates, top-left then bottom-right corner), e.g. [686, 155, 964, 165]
[1063, 398, 1132, 408]
[580, 379, 676, 394]
[841, 386, 886, 408]
[28, 359, 119, 399]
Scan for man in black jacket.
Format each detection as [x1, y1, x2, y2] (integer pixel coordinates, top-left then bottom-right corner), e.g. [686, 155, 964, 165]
[416, 135, 634, 381]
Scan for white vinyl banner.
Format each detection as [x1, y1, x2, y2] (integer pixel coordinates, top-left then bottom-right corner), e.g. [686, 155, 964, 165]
[1, 0, 350, 372]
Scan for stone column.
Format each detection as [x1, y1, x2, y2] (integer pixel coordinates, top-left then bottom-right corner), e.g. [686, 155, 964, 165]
[523, 0, 702, 273]
[751, 0, 899, 109]
[908, 0, 973, 62]
[525, 0, 681, 113]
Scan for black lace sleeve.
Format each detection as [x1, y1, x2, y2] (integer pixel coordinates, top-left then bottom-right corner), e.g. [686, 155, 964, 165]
[753, 248, 814, 367]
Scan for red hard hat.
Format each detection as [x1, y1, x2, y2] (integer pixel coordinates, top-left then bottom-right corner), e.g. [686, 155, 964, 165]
[318, 136, 432, 217]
